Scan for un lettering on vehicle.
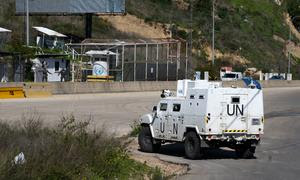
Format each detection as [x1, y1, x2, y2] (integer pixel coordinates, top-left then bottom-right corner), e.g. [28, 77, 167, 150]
[227, 104, 244, 116]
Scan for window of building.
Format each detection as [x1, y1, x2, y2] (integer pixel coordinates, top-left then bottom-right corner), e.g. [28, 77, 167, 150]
[190, 95, 195, 99]
[55, 61, 60, 72]
[173, 104, 181, 112]
[101, 58, 107, 62]
[160, 103, 168, 111]
[199, 95, 205, 99]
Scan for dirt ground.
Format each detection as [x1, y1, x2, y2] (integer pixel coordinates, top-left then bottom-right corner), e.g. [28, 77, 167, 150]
[127, 137, 189, 178]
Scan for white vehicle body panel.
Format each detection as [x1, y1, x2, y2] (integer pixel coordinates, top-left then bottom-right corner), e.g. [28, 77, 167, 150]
[141, 80, 264, 144]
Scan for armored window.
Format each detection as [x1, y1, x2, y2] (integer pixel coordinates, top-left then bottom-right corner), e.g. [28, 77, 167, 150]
[231, 97, 240, 104]
[173, 104, 181, 112]
[160, 103, 168, 111]
[199, 95, 204, 99]
[190, 95, 195, 99]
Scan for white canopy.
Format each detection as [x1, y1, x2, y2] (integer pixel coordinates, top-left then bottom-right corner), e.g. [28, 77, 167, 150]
[33, 26, 67, 37]
[85, 50, 117, 56]
[0, 27, 12, 33]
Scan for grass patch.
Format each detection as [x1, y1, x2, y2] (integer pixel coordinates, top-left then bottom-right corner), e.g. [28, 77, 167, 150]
[0, 115, 164, 179]
[130, 119, 142, 137]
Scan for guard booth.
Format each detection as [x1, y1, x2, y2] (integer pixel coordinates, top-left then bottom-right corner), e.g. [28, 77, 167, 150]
[84, 50, 118, 81]
[31, 27, 70, 82]
[32, 56, 70, 82]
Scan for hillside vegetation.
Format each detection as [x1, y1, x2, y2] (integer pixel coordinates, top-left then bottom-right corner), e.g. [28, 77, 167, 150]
[127, 0, 298, 75]
[0, 0, 300, 78]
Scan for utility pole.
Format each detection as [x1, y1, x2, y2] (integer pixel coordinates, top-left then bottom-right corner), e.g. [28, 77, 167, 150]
[26, 0, 29, 46]
[288, 28, 291, 74]
[188, 0, 193, 79]
[212, 0, 215, 66]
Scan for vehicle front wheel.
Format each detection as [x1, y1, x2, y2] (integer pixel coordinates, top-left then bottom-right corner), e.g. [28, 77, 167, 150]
[138, 126, 160, 153]
[184, 131, 202, 159]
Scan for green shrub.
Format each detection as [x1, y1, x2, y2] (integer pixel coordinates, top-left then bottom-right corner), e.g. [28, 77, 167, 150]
[0, 115, 163, 179]
[130, 119, 142, 137]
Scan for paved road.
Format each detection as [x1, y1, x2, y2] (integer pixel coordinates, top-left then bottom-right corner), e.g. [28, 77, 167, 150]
[0, 92, 161, 136]
[0, 88, 300, 179]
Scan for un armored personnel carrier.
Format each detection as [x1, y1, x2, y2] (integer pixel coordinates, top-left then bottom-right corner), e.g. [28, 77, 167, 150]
[138, 80, 264, 159]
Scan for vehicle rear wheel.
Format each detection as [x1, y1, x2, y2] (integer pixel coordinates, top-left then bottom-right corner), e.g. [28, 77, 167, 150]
[138, 126, 160, 153]
[235, 146, 256, 159]
[184, 131, 202, 159]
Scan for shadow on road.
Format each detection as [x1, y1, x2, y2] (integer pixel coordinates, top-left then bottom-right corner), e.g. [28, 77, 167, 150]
[149, 143, 257, 160]
[265, 109, 300, 119]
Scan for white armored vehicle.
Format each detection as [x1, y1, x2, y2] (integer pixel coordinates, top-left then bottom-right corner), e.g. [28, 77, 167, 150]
[138, 80, 264, 159]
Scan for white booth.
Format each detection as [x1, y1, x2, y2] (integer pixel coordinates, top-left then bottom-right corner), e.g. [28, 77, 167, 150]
[32, 58, 68, 82]
[85, 50, 119, 76]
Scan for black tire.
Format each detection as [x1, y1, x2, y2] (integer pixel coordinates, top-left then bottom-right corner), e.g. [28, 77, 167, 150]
[138, 126, 160, 153]
[236, 146, 256, 159]
[184, 131, 202, 159]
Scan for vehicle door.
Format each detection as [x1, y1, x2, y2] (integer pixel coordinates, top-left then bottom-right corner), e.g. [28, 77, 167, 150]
[153, 100, 170, 139]
[167, 101, 184, 141]
[222, 95, 248, 133]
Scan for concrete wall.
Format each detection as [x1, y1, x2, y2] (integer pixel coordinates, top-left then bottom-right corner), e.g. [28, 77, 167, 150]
[51, 81, 177, 94]
[1, 80, 300, 96]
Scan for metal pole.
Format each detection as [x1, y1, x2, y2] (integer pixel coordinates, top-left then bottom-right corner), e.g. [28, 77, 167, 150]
[167, 44, 170, 81]
[72, 49, 75, 82]
[134, 44, 137, 81]
[189, 0, 193, 79]
[85, 14, 93, 38]
[288, 28, 291, 74]
[176, 42, 181, 81]
[212, 0, 215, 65]
[122, 45, 125, 82]
[26, 0, 29, 46]
[156, 44, 159, 81]
[145, 43, 148, 81]
[185, 42, 188, 79]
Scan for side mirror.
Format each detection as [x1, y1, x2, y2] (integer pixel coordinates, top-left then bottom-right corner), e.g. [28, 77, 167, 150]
[152, 106, 157, 112]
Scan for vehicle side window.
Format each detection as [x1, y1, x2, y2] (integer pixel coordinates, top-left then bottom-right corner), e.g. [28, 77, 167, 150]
[173, 104, 181, 112]
[160, 103, 168, 111]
